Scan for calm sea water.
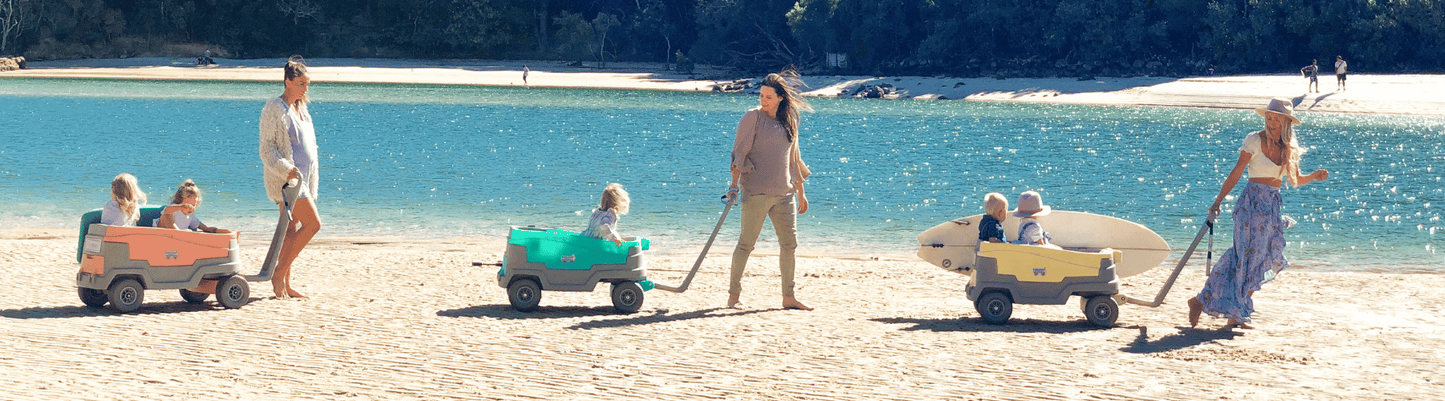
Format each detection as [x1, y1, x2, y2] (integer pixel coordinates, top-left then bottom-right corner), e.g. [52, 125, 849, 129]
[1, 78, 1440, 271]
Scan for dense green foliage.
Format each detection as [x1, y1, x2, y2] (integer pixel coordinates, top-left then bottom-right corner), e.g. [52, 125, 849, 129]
[1, 0, 1441, 75]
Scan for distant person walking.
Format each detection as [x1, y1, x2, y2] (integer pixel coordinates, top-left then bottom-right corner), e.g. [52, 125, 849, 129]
[1300, 59, 1319, 93]
[724, 70, 814, 311]
[523, 65, 529, 86]
[259, 55, 323, 299]
[1334, 56, 1348, 91]
[1187, 98, 1329, 330]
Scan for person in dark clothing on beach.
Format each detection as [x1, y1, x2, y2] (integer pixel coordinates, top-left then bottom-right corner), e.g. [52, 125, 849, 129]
[1300, 60, 1319, 93]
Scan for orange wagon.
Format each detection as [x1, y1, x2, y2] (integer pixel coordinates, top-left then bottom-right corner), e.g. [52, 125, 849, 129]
[75, 182, 302, 312]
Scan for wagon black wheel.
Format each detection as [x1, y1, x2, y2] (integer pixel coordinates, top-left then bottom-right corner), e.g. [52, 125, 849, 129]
[215, 276, 250, 309]
[78, 287, 108, 308]
[107, 278, 145, 313]
[180, 288, 210, 304]
[975, 291, 1012, 325]
[611, 281, 644, 314]
[1084, 295, 1119, 328]
[508, 278, 542, 312]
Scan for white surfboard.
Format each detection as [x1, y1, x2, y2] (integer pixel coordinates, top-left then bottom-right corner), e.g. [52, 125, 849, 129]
[916, 210, 1170, 278]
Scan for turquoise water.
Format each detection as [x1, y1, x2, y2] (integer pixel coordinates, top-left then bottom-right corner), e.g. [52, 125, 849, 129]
[2, 77, 1441, 271]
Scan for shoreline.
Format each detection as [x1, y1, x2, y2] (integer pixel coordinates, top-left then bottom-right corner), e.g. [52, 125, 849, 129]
[4, 227, 1430, 275]
[6, 57, 1445, 115]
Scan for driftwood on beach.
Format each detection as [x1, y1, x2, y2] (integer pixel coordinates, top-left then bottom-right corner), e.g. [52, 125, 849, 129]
[0, 57, 25, 71]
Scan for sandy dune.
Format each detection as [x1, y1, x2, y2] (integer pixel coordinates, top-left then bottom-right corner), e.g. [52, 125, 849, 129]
[2, 228, 1441, 400]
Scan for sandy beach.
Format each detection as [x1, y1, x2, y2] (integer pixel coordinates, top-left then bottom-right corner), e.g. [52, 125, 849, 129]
[8, 58, 1445, 116]
[2, 228, 1441, 400]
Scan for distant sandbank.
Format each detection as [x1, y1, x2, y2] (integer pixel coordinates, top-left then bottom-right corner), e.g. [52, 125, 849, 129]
[6, 57, 1445, 116]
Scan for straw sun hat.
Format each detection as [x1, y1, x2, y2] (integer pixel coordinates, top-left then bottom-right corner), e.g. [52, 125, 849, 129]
[1012, 191, 1052, 218]
[1254, 98, 1301, 125]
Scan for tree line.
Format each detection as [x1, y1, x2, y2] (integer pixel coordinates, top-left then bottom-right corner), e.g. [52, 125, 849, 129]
[1, 0, 1441, 76]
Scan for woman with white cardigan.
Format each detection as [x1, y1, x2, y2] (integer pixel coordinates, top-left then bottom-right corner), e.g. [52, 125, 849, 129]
[259, 56, 323, 299]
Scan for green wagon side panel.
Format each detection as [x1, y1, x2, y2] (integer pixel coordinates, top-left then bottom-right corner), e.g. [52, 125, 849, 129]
[507, 228, 649, 270]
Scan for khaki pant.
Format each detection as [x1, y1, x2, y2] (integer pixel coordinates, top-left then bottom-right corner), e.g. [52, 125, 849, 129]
[729, 192, 799, 298]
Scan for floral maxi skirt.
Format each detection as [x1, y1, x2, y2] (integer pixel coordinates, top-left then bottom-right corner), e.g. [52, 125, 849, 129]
[1196, 182, 1289, 323]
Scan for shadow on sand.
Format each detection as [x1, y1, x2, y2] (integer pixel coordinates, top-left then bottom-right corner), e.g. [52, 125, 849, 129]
[1293, 93, 1337, 111]
[567, 307, 776, 330]
[870, 316, 1106, 334]
[436, 305, 779, 330]
[0, 299, 246, 319]
[1119, 326, 1241, 354]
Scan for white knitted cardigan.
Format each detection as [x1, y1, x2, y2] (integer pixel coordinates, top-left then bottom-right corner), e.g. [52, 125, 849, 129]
[258, 97, 320, 203]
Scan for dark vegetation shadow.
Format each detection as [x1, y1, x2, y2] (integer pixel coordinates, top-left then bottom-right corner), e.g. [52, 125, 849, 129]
[870, 316, 1104, 334]
[0, 299, 239, 319]
[1119, 326, 1240, 354]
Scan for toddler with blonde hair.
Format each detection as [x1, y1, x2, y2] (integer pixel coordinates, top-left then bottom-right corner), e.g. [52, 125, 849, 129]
[155, 179, 233, 235]
[978, 192, 1008, 243]
[101, 173, 147, 227]
[581, 183, 634, 246]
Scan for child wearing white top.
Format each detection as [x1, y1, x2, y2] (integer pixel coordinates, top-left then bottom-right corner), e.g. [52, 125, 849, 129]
[1011, 191, 1057, 247]
[155, 179, 232, 235]
[101, 173, 146, 227]
[580, 183, 634, 246]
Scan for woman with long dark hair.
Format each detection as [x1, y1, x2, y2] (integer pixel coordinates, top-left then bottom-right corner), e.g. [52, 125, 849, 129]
[725, 71, 815, 310]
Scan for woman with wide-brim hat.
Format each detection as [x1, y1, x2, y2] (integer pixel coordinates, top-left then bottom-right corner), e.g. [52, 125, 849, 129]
[1188, 98, 1329, 329]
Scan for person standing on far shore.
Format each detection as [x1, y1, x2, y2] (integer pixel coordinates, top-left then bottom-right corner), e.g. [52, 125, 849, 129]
[1187, 98, 1329, 330]
[1300, 59, 1319, 93]
[1334, 56, 1347, 91]
[725, 70, 814, 311]
[523, 65, 529, 86]
[259, 55, 324, 299]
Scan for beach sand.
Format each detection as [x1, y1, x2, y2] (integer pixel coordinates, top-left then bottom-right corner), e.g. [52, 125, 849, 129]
[2, 228, 1441, 399]
[8, 58, 1445, 116]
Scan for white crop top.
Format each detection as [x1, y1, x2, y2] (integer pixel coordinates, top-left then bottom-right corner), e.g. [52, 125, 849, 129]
[1240, 132, 1285, 179]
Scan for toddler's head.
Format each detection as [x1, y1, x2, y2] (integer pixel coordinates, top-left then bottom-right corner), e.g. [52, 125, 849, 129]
[170, 179, 204, 212]
[600, 183, 630, 215]
[110, 173, 146, 223]
[983, 192, 1008, 221]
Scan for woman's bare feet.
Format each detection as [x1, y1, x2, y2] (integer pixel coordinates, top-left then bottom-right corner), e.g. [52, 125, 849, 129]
[782, 296, 813, 311]
[1225, 319, 1255, 330]
[1187, 297, 1203, 327]
[286, 289, 308, 299]
[727, 295, 746, 309]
